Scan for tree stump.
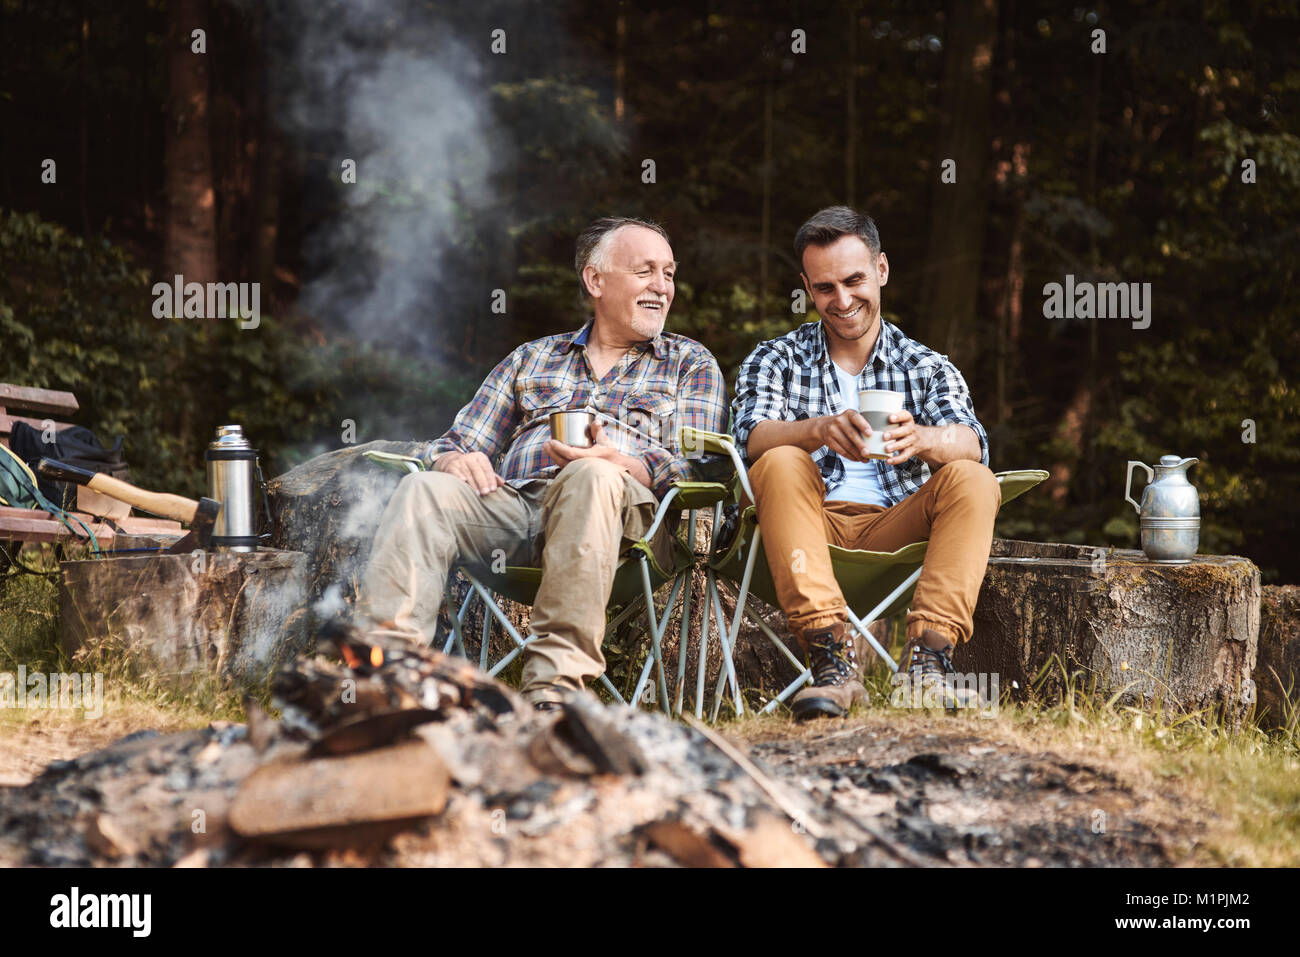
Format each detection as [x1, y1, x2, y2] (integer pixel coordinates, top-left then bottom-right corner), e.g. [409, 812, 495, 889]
[1258, 585, 1300, 729]
[957, 539, 1260, 722]
[266, 440, 424, 605]
[58, 549, 310, 692]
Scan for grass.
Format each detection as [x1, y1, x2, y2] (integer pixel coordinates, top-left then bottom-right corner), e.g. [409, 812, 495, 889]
[0, 544, 248, 737]
[1004, 660, 1300, 865]
[0, 684, 234, 735]
[0, 552, 64, 675]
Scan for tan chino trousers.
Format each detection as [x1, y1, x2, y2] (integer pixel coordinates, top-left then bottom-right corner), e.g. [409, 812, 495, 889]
[748, 446, 1001, 647]
[357, 458, 667, 702]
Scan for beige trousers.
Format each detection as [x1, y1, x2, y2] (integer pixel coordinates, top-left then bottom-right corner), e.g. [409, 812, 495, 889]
[748, 446, 1001, 647]
[357, 458, 665, 702]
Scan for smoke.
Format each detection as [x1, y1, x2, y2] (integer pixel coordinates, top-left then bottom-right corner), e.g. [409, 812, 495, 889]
[268, 0, 500, 353]
[314, 583, 347, 623]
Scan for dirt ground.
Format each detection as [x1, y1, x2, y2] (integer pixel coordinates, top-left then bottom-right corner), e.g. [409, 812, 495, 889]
[0, 701, 1217, 867]
[0, 718, 132, 787]
[0, 705, 205, 788]
[730, 713, 1208, 866]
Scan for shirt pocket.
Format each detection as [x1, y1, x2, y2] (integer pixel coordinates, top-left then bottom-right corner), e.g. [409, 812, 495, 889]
[518, 386, 577, 419]
[609, 391, 677, 451]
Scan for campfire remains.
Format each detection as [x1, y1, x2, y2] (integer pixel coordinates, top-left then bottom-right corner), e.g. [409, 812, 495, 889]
[0, 619, 1203, 867]
[0, 626, 838, 867]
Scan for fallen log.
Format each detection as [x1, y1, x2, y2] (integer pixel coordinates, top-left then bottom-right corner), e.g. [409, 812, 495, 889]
[228, 740, 451, 850]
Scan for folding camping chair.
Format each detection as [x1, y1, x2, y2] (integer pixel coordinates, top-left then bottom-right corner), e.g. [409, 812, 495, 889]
[677, 427, 1048, 720]
[365, 451, 728, 714]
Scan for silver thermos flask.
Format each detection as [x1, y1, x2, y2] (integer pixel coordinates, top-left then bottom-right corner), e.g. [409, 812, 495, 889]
[205, 425, 260, 552]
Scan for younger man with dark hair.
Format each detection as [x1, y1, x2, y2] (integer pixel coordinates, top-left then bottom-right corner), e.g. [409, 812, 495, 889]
[732, 206, 1000, 719]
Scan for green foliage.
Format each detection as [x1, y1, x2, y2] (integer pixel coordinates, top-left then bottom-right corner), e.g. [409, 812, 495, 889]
[4, 0, 1299, 582]
[0, 209, 177, 482]
[0, 210, 483, 500]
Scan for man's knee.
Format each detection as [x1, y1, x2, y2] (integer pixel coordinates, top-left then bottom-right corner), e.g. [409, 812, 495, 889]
[401, 469, 473, 510]
[554, 457, 626, 488]
[933, 459, 1000, 510]
[750, 444, 818, 489]
[549, 459, 629, 516]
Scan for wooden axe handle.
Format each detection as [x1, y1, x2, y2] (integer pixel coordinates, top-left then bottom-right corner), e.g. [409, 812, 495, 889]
[84, 473, 200, 524]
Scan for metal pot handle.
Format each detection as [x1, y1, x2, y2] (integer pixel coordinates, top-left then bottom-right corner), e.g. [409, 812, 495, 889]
[1125, 460, 1153, 515]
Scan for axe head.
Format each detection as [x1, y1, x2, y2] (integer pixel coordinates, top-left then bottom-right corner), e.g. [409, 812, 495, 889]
[163, 497, 223, 554]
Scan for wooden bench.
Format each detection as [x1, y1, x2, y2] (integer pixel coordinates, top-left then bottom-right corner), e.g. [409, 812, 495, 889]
[0, 383, 82, 445]
[0, 384, 183, 565]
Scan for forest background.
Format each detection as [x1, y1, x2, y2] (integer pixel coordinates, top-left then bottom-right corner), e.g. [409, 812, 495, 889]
[1, 0, 1296, 582]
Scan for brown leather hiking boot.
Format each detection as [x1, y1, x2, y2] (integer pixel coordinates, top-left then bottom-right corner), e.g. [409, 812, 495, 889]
[890, 633, 981, 711]
[790, 621, 868, 720]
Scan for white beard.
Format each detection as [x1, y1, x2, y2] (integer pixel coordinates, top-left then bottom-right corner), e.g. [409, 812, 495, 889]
[629, 310, 666, 339]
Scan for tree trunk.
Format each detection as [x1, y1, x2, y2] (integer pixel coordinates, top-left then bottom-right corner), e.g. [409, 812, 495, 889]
[758, 76, 773, 319]
[253, 130, 281, 298]
[1081, 50, 1104, 502]
[995, 144, 1028, 426]
[957, 540, 1260, 725]
[922, 0, 998, 375]
[1044, 376, 1092, 505]
[78, 3, 90, 236]
[845, 1, 857, 207]
[1257, 585, 1300, 729]
[164, 0, 218, 284]
[1043, 373, 1107, 505]
[990, 0, 1024, 427]
[614, 3, 626, 121]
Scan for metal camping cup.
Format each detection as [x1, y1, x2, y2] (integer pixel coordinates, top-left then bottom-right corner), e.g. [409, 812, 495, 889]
[205, 424, 260, 552]
[1124, 454, 1200, 563]
[549, 411, 596, 448]
[857, 389, 905, 459]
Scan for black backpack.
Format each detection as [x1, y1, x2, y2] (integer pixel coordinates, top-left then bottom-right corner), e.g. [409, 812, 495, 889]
[8, 421, 130, 511]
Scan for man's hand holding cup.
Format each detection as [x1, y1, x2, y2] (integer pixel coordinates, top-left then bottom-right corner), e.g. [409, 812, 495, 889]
[817, 408, 874, 463]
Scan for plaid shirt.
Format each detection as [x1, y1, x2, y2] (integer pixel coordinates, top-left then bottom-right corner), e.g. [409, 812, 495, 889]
[732, 319, 989, 506]
[425, 321, 728, 500]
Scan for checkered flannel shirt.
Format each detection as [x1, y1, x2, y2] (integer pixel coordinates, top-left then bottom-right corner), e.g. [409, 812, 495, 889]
[424, 321, 728, 500]
[731, 319, 989, 506]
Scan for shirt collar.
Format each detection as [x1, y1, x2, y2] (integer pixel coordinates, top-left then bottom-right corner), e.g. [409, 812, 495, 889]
[562, 319, 668, 359]
[802, 317, 895, 370]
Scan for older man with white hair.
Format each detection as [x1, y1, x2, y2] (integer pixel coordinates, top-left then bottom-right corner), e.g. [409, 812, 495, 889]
[356, 217, 728, 710]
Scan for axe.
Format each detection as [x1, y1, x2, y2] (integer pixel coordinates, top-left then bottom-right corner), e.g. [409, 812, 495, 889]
[36, 458, 222, 554]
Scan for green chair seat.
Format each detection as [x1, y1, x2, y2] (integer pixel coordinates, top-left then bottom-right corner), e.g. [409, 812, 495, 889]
[709, 505, 930, 617]
[471, 533, 696, 610]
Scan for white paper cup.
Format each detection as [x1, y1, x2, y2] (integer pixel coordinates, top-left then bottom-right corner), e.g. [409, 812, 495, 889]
[857, 389, 905, 459]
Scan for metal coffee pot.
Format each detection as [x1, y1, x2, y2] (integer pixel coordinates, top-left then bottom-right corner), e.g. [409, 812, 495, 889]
[1124, 454, 1199, 563]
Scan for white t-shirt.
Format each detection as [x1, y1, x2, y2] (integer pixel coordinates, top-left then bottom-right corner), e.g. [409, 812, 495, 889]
[825, 360, 888, 507]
